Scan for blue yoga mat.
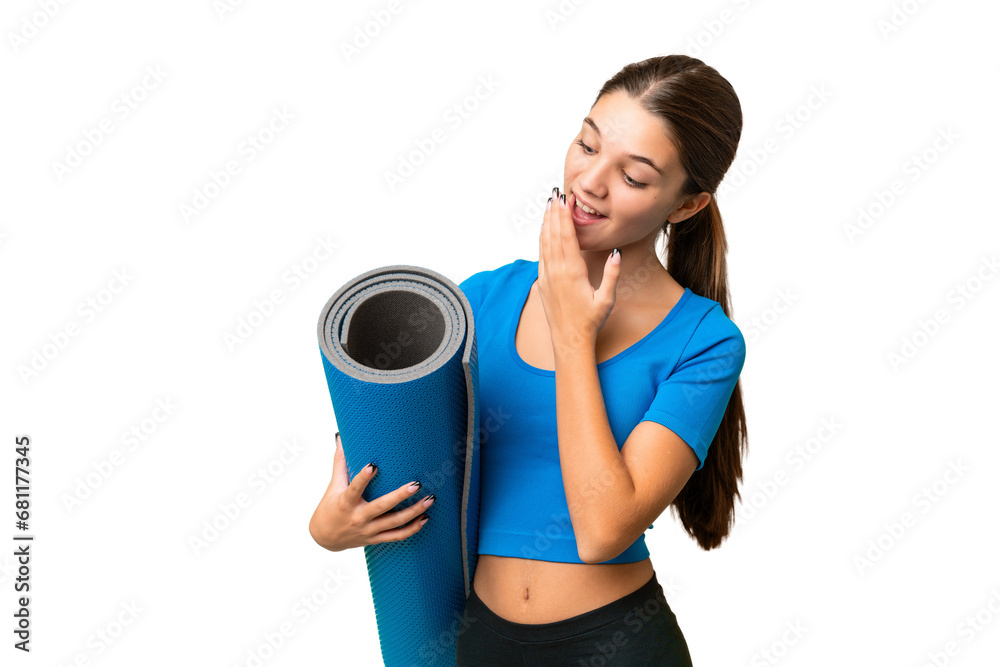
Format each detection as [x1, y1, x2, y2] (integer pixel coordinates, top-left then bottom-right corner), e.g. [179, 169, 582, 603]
[316, 264, 480, 667]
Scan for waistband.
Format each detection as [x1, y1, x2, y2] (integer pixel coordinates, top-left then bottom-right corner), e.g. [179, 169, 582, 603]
[463, 571, 668, 643]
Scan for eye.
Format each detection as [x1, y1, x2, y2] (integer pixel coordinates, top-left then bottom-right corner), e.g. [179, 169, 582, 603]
[574, 139, 648, 189]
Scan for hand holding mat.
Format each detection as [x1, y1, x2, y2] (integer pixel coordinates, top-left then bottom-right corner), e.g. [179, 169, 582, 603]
[316, 264, 481, 667]
[308, 431, 435, 552]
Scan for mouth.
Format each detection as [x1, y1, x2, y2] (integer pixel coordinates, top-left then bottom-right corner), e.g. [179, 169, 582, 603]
[571, 193, 607, 225]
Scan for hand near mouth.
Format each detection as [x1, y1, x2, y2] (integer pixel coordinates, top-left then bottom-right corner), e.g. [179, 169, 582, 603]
[537, 187, 622, 357]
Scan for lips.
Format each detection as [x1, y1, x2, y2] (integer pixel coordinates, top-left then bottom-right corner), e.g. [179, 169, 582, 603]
[570, 200, 606, 226]
[573, 193, 605, 217]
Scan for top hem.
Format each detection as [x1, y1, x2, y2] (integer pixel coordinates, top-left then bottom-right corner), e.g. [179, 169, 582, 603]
[477, 529, 650, 564]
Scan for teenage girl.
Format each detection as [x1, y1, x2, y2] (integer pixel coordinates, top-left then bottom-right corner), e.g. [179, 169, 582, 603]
[310, 54, 748, 666]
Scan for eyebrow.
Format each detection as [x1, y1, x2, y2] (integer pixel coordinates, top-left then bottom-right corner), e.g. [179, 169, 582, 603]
[584, 117, 664, 176]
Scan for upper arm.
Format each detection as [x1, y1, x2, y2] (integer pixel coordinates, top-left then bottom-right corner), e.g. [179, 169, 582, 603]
[609, 421, 700, 557]
[607, 312, 746, 558]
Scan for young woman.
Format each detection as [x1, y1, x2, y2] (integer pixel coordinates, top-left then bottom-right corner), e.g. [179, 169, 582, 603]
[310, 54, 748, 665]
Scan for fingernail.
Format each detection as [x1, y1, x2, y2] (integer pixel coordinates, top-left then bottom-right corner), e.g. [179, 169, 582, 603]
[611, 248, 621, 265]
[335, 431, 340, 442]
[409, 481, 422, 491]
[367, 462, 377, 474]
[560, 193, 566, 206]
[418, 514, 430, 524]
[423, 494, 436, 506]
[547, 197, 552, 210]
[552, 187, 558, 198]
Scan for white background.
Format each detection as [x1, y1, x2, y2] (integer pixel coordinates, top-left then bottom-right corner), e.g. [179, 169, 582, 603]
[3, 0, 999, 665]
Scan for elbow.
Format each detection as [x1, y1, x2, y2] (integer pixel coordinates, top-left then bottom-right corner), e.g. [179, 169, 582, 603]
[577, 547, 602, 565]
[575, 503, 636, 563]
[577, 534, 619, 565]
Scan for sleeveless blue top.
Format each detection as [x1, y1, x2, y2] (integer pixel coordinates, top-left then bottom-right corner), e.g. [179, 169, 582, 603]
[459, 258, 745, 564]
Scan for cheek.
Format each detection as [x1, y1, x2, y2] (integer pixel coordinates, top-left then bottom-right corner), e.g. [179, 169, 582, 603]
[564, 154, 579, 177]
[614, 195, 658, 226]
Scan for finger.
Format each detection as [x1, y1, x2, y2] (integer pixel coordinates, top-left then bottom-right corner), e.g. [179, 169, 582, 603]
[363, 478, 427, 521]
[331, 432, 349, 493]
[563, 192, 581, 256]
[540, 194, 552, 283]
[540, 195, 550, 263]
[345, 455, 378, 505]
[368, 488, 434, 533]
[548, 188, 560, 266]
[368, 511, 430, 545]
[554, 191, 569, 264]
[599, 248, 621, 310]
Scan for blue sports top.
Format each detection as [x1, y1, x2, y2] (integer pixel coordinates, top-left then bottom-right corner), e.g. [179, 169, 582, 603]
[459, 258, 746, 564]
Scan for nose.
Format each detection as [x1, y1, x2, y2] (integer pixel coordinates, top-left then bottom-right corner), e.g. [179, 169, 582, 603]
[576, 165, 609, 200]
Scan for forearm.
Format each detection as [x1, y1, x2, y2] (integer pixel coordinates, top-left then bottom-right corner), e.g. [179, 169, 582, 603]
[553, 342, 636, 563]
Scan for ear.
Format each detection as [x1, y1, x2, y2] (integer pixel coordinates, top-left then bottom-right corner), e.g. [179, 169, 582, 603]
[667, 192, 712, 224]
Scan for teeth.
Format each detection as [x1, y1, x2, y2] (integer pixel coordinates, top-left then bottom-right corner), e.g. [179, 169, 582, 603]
[575, 199, 602, 216]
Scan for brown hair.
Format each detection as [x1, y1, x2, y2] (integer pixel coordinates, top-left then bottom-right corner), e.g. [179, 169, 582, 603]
[594, 55, 747, 550]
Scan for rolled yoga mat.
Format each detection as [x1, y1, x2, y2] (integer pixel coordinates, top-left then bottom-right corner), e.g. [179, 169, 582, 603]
[316, 264, 481, 667]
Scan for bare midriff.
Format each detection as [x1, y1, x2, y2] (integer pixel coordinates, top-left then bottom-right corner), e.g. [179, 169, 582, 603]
[472, 554, 654, 624]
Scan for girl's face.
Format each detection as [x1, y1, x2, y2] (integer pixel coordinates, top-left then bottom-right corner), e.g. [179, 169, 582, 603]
[563, 91, 704, 250]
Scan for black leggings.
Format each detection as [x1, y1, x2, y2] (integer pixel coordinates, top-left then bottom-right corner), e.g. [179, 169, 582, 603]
[455, 571, 693, 666]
